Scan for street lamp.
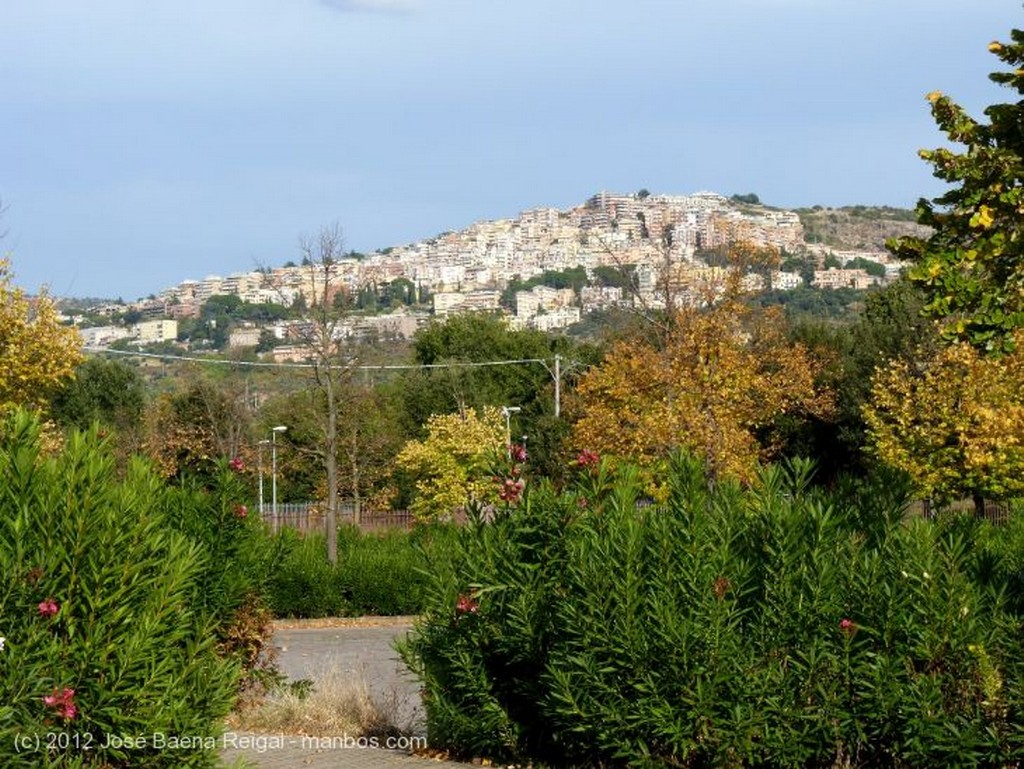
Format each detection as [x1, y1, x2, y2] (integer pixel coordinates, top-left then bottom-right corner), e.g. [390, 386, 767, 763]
[257, 439, 270, 516]
[500, 406, 521, 459]
[271, 426, 287, 518]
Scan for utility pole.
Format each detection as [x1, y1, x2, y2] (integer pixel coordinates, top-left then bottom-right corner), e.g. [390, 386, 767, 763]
[554, 354, 561, 418]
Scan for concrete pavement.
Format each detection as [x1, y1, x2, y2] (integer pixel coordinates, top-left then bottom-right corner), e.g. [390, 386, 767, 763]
[220, 619, 471, 768]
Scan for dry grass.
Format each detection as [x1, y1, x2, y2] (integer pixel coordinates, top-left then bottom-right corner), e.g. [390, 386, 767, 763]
[229, 666, 408, 738]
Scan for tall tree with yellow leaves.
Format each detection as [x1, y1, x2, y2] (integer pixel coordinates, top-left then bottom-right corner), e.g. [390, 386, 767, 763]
[0, 258, 82, 413]
[571, 302, 831, 484]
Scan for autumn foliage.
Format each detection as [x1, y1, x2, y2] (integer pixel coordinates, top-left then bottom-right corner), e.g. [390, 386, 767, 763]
[0, 258, 83, 413]
[572, 303, 832, 482]
[396, 406, 507, 520]
[864, 332, 1024, 505]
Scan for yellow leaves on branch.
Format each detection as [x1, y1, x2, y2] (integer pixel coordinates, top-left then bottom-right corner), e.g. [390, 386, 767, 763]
[572, 303, 832, 483]
[863, 334, 1024, 502]
[0, 258, 83, 413]
[396, 406, 507, 521]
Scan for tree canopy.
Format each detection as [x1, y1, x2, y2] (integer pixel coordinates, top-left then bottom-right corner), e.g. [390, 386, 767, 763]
[891, 29, 1024, 354]
[0, 259, 83, 413]
[864, 332, 1024, 506]
[571, 303, 832, 483]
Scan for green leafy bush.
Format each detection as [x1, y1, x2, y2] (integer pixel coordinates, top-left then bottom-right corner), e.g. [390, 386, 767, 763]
[268, 524, 457, 618]
[0, 410, 245, 767]
[163, 459, 287, 694]
[266, 531, 340, 617]
[400, 454, 1024, 767]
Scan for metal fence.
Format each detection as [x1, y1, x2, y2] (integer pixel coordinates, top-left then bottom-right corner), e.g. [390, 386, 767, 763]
[262, 497, 1014, 536]
[260, 502, 415, 534]
[905, 498, 1013, 526]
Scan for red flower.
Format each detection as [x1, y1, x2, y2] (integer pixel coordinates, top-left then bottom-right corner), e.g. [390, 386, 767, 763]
[455, 593, 479, 616]
[228, 456, 245, 473]
[510, 443, 528, 463]
[234, 504, 248, 519]
[43, 687, 77, 720]
[839, 618, 857, 637]
[498, 478, 525, 503]
[576, 449, 600, 468]
[38, 598, 59, 618]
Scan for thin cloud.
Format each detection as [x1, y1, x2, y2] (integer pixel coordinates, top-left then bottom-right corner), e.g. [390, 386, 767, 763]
[319, 0, 416, 13]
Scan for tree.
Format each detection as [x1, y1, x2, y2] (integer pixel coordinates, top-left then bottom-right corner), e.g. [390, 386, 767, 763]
[0, 258, 83, 413]
[399, 313, 590, 479]
[50, 357, 146, 433]
[571, 302, 832, 484]
[395, 407, 506, 521]
[890, 29, 1024, 354]
[263, 380, 404, 516]
[286, 224, 358, 563]
[144, 373, 254, 484]
[783, 278, 938, 480]
[863, 333, 1024, 511]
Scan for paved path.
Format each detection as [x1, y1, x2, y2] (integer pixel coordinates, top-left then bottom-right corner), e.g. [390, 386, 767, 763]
[272, 623, 424, 731]
[221, 620, 469, 768]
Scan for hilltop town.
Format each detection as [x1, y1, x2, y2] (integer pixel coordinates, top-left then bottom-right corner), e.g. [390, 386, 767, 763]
[72, 191, 927, 355]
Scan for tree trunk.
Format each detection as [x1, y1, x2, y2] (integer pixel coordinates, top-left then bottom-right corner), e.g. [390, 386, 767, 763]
[325, 370, 339, 565]
[973, 493, 986, 519]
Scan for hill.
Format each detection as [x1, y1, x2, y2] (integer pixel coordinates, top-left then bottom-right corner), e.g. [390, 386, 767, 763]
[794, 205, 930, 251]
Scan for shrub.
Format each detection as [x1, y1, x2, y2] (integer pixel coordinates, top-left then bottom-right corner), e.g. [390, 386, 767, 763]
[267, 531, 342, 617]
[268, 524, 458, 618]
[162, 459, 288, 695]
[0, 410, 241, 767]
[399, 453, 1024, 767]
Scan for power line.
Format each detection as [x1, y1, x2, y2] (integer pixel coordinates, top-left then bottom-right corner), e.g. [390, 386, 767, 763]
[83, 346, 551, 372]
[84, 346, 569, 414]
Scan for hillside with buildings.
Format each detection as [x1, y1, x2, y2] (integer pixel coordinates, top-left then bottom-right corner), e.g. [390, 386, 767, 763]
[70, 191, 920, 355]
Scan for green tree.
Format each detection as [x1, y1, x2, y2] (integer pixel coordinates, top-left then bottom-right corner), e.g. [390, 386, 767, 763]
[783, 279, 939, 479]
[50, 357, 146, 433]
[846, 256, 887, 278]
[891, 29, 1024, 354]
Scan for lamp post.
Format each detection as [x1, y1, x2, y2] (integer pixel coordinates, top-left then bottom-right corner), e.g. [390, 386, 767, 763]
[271, 425, 287, 519]
[500, 406, 521, 459]
[257, 439, 270, 516]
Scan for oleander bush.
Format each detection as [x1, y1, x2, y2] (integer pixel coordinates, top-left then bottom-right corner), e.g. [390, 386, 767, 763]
[0, 410, 276, 767]
[268, 523, 457, 618]
[400, 453, 1024, 768]
[164, 459, 287, 697]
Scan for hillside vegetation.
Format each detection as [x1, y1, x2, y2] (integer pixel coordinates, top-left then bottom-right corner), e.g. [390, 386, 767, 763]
[795, 205, 930, 250]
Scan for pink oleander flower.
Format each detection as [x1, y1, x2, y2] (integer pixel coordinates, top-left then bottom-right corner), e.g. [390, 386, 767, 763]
[234, 504, 248, 519]
[37, 599, 59, 618]
[576, 449, 600, 468]
[228, 456, 245, 473]
[498, 478, 525, 503]
[43, 687, 77, 720]
[455, 593, 479, 616]
[839, 618, 857, 637]
[510, 443, 528, 463]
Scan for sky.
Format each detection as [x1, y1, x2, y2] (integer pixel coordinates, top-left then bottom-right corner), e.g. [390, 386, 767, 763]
[2, 1, 1022, 300]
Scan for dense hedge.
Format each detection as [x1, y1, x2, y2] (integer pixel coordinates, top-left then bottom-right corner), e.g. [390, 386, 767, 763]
[0, 410, 281, 767]
[268, 524, 458, 618]
[400, 454, 1024, 767]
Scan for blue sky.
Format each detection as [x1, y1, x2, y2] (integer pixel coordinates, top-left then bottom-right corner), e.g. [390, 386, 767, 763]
[2, 1, 1021, 299]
